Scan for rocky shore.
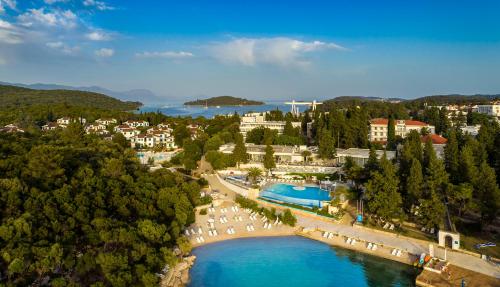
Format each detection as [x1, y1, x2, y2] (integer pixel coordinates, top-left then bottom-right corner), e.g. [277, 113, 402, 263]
[161, 256, 196, 287]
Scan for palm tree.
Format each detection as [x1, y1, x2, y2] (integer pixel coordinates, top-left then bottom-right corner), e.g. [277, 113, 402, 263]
[247, 167, 263, 184]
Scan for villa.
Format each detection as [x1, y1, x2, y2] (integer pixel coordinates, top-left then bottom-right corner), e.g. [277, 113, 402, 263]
[0, 124, 24, 133]
[369, 118, 435, 142]
[85, 123, 109, 136]
[239, 112, 301, 138]
[95, 118, 117, 126]
[123, 120, 149, 128]
[42, 122, 64, 131]
[56, 117, 86, 126]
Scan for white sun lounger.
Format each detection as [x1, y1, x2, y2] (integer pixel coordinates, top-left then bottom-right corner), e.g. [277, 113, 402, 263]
[371, 244, 378, 251]
[191, 228, 196, 234]
[328, 233, 334, 239]
[391, 249, 397, 256]
[267, 223, 272, 229]
[350, 239, 356, 245]
[196, 237, 201, 243]
[430, 228, 435, 234]
[396, 250, 402, 257]
[198, 227, 203, 234]
[185, 230, 190, 236]
[367, 243, 373, 249]
[208, 230, 213, 237]
[383, 223, 389, 229]
[346, 238, 352, 244]
[323, 232, 328, 238]
[389, 224, 395, 230]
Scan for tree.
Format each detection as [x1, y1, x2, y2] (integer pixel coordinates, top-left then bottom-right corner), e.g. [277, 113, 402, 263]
[247, 167, 262, 184]
[203, 134, 223, 153]
[232, 133, 248, 167]
[417, 191, 446, 228]
[422, 139, 436, 172]
[112, 133, 129, 149]
[318, 129, 335, 159]
[459, 144, 478, 184]
[245, 127, 265, 144]
[301, 150, 312, 164]
[448, 183, 473, 217]
[174, 124, 191, 147]
[363, 146, 379, 181]
[387, 116, 396, 150]
[182, 139, 202, 170]
[474, 161, 500, 226]
[405, 158, 423, 211]
[263, 144, 276, 171]
[280, 209, 297, 227]
[444, 129, 460, 183]
[364, 154, 404, 221]
[283, 118, 295, 137]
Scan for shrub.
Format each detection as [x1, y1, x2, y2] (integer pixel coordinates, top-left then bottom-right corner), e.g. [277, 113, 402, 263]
[199, 208, 207, 215]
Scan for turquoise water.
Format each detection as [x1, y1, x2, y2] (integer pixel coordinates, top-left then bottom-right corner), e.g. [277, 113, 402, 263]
[260, 183, 331, 207]
[188, 236, 417, 287]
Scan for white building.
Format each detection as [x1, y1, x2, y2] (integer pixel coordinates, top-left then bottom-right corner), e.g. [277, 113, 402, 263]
[1, 124, 24, 133]
[132, 134, 156, 148]
[369, 118, 435, 142]
[477, 102, 500, 120]
[96, 118, 117, 126]
[123, 120, 149, 128]
[56, 117, 86, 126]
[219, 143, 312, 164]
[85, 123, 109, 135]
[239, 112, 301, 138]
[336, 148, 396, 167]
[42, 122, 64, 131]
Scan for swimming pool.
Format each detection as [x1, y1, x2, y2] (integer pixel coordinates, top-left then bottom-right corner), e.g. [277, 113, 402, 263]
[260, 183, 331, 208]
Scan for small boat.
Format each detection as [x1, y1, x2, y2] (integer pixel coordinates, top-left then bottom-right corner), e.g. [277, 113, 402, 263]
[216, 106, 221, 108]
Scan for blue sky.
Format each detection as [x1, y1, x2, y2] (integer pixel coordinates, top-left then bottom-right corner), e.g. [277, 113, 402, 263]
[0, 0, 499, 102]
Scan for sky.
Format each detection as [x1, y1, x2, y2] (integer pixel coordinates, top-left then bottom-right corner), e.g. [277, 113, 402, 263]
[0, 0, 499, 103]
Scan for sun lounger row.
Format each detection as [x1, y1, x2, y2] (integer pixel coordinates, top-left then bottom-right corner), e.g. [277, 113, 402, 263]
[383, 223, 395, 230]
[226, 227, 236, 234]
[231, 206, 239, 212]
[208, 207, 216, 213]
[186, 227, 203, 236]
[261, 216, 268, 222]
[208, 229, 219, 237]
[322, 232, 335, 239]
[391, 249, 403, 257]
[420, 227, 435, 234]
[366, 243, 378, 251]
[273, 218, 282, 225]
[195, 236, 205, 243]
[345, 237, 356, 245]
[233, 215, 243, 222]
[263, 222, 272, 229]
[246, 224, 255, 232]
[219, 216, 228, 224]
[206, 221, 215, 229]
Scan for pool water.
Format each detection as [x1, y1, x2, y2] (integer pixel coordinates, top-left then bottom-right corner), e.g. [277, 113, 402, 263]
[188, 236, 418, 287]
[260, 183, 331, 207]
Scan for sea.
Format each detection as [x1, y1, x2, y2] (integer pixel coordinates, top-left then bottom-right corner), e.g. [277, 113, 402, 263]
[188, 236, 418, 287]
[139, 102, 292, 118]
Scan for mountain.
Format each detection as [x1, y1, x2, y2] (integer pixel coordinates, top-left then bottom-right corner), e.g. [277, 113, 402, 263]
[184, 96, 264, 106]
[0, 82, 163, 104]
[409, 94, 500, 104]
[0, 84, 141, 111]
[326, 96, 407, 103]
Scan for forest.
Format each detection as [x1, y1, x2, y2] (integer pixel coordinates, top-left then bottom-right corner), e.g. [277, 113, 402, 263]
[0, 126, 204, 286]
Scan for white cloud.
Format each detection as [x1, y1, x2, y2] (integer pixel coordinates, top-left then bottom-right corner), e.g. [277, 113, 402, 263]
[83, 0, 114, 11]
[18, 8, 78, 29]
[135, 51, 194, 59]
[86, 30, 111, 41]
[0, 0, 16, 13]
[46, 41, 80, 54]
[95, 48, 114, 57]
[0, 19, 22, 44]
[210, 37, 346, 67]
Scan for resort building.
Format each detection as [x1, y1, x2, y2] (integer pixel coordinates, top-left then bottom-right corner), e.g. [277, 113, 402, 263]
[460, 125, 481, 137]
[219, 143, 314, 164]
[57, 117, 86, 126]
[85, 123, 109, 136]
[477, 102, 500, 121]
[336, 148, 396, 167]
[239, 112, 301, 138]
[369, 118, 435, 142]
[114, 125, 140, 139]
[42, 122, 64, 131]
[95, 118, 117, 126]
[123, 120, 149, 128]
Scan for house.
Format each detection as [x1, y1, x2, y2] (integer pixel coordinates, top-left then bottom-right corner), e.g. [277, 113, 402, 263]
[57, 117, 86, 126]
[421, 134, 448, 159]
[369, 118, 435, 142]
[42, 122, 64, 131]
[120, 128, 141, 139]
[460, 125, 481, 137]
[146, 124, 177, 149]
[239, 112, 301, 138]
[85, 124, 109, 135]
[131, 134, 156, 148]
[96, 118, 117, 126]
[123, 120, 149, 128]
[0, 124, 24, 133]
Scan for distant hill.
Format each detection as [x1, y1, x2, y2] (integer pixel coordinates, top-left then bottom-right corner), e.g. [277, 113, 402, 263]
[327, 96, 406, 103]
[0, 84, 141, 111]
[0, 82, 163, 104]
[184, 96, 264, 106]
[409, 94, 500, 105]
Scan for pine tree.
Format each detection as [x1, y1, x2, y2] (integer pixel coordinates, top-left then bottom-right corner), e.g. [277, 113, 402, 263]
[422, 139, 436, 173]
[459, 144, 478, 184]
[474, 161, 500, 226]
[444, 129, 460, 183]
[406, 158, 423, 211]
[365, 154, 403, 221]
[232, 133, 248, 167]
[417, 191, 446, 228]
[263, 144, 276, 171]
[318, 128, 335, 159]
[283, 119, 295, 137]
[387, 116, 396, 150]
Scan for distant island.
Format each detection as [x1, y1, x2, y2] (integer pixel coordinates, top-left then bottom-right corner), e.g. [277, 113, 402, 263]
[184, 96, 264, 106]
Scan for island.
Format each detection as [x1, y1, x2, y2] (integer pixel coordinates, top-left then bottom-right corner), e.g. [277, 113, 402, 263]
[184, 96, 264, 106]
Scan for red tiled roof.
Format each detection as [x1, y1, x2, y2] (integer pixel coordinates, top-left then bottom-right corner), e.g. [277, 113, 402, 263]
[421, 134, 448, 145]
[370, 118, 429, 126]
